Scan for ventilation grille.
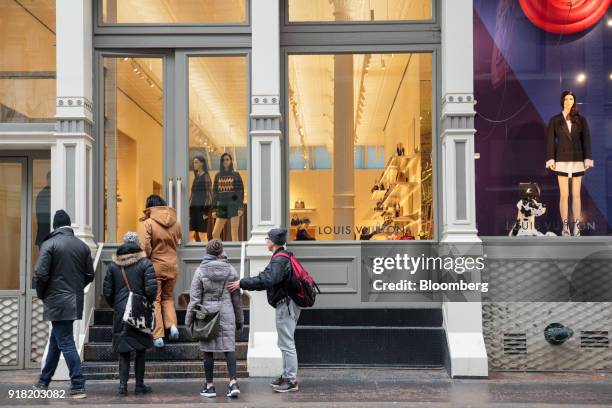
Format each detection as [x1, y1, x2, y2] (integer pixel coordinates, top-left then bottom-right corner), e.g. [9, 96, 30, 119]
[503, 333, 527, 355]
[580, 331, 609, 349]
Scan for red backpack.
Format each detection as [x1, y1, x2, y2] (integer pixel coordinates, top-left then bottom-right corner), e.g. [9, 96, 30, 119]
[273, 252, 321, 308]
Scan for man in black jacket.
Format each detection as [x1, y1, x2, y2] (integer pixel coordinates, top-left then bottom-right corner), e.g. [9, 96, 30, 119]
[33, 210, 95, 398]
[228, 228, 301, 392]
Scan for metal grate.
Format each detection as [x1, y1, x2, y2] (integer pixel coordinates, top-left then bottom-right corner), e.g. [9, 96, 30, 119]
[503, 333, 527, 355]
[580, 331, 609, 349]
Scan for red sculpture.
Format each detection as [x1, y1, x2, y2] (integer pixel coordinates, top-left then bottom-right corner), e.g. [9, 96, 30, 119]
[519, 0, 611, 34]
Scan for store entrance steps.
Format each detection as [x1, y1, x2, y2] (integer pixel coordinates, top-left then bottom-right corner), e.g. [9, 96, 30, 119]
[295, 308, 445, 367]
[82, 304, 250, 380]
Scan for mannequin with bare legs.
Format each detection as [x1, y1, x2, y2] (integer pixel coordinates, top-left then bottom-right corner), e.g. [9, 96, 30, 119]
[546, 91, 593, 236]
[212, 153, 244, 241]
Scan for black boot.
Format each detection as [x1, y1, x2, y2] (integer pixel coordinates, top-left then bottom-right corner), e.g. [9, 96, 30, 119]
[134, 351, 151, 394]
[118, 352, 130, 397]
[135, 384, 152, 395]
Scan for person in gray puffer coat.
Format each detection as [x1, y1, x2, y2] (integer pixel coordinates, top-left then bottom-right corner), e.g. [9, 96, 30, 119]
[185, 239, 243, 398]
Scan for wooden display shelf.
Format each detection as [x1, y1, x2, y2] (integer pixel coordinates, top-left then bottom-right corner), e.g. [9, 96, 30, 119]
[381, 181, 419, 207]
[290, 208, 317, 213]
[393, 212, 420, 224]
[370, 189, 386, 201]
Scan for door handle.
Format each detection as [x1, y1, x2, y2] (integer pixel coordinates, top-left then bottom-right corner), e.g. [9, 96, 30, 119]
[176, 176, 182, 224]
[168, 177, 174, 208]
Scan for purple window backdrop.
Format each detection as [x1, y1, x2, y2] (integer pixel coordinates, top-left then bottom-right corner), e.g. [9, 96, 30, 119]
[473, 0, 612, 236]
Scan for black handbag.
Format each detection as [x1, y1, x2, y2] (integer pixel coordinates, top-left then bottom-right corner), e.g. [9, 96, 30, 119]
[190, 274, 230, 341]
[120, 267, 155, 334]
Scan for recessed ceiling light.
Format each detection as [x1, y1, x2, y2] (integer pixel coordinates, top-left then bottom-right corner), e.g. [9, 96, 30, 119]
[576, 72, 586, 83]
[608, 19, 612, 27]
[609, 72, 612, 80]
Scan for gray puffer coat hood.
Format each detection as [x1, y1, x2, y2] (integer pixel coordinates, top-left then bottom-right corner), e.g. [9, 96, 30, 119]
[185, 255, 243, 352]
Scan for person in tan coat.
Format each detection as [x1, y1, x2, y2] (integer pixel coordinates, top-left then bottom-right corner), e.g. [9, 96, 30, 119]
[141, 195, 182, 347]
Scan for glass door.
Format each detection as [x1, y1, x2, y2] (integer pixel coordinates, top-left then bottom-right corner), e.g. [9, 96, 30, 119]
[0, 158, 27, 368]
[180, 53, 250, 244]
[102, 55, 168, 242]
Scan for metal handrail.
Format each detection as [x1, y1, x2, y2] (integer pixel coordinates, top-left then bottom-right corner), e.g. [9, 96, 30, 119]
[77, 243, 104, 357]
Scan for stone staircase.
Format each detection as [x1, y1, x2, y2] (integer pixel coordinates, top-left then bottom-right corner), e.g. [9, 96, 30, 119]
[82, 307, 249, 380]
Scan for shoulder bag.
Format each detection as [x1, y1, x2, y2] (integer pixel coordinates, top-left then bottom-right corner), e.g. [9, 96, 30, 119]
[190, 273, 230, 341]
[121, 267, 155, 334]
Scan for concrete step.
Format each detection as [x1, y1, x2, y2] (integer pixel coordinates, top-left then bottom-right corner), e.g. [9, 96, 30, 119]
[88, 325, 249, 343]
[297, 308, 443, 327]
[82, 360, 248, 380]
[84, 342, 248, 362]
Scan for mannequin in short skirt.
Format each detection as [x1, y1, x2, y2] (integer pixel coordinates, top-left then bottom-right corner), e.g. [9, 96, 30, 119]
[546, 90, 593, 236]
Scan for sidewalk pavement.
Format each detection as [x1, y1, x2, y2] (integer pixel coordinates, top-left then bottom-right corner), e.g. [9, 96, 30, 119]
[1, 368, 611, 407]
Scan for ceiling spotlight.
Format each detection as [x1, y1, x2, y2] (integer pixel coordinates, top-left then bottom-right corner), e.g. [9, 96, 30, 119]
[576, 72, 586, 83]
[123, 57, 129, 61]
[609, 72, 612, 80]
[608, 19, 612, 27]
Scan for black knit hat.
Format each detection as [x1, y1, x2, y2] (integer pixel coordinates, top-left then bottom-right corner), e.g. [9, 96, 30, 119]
[52, 210, 71, 229]
[267, 228, 287, 246]
[206, 239, 224, 256]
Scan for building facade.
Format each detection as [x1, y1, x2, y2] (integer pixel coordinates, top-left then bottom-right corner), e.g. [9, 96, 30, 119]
[0, 0, 610, 378]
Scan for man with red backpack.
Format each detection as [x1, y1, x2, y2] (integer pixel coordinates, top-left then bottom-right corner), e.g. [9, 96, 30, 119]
[228, 228, 304, 392]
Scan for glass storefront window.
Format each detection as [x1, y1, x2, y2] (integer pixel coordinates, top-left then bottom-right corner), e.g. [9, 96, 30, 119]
[104, 57, 164, 242]
[102, 0, 247, 24]
[288, 53, 433, 241]
[0, 0, 55, 122]
[188, 56, 248, 243]
[287, 0, 432, 22]
[474, 1, 612, 236]
[0, 161, 23, 290]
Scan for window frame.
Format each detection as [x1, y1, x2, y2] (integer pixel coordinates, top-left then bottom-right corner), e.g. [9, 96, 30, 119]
[280, 0, 441, 244]
[94, 0, 252, 33]
[179, 49, 252, 247]
[282, 0, 437, 29]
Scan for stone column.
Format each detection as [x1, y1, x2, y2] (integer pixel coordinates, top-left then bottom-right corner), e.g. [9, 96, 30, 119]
[246, 0, 283, 376]
[332, 55, 355, 239]
[439, 0, 488, 378]
[53, 0, 95, 250]
[42, 0, 95, 380]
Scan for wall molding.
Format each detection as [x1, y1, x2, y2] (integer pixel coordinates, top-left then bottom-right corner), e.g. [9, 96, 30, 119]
[56, 97, 94, 113]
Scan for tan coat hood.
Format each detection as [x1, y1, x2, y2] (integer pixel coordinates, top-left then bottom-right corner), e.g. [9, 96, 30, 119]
[148, 206, 178, 228]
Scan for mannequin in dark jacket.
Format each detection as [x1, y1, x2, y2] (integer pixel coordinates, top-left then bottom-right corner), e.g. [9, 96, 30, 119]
[33, 210, 94, 397]
[103, 232, 157, 396]
[546, 91, 593, 236]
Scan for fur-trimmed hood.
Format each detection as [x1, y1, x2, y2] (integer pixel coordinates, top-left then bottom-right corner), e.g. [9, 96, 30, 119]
[112, 251, 147, 267]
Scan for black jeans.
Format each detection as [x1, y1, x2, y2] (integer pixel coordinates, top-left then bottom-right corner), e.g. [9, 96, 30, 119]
[204, 352, 236, 383]
[119, 351, 146, 387]
[39, 320, 85, 390]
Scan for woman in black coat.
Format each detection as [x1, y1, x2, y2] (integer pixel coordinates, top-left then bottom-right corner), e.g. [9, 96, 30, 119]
[103, 232, 157, 396]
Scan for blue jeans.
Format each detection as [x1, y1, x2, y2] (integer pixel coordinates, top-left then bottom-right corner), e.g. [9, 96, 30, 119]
[39, 320, 85, 389]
